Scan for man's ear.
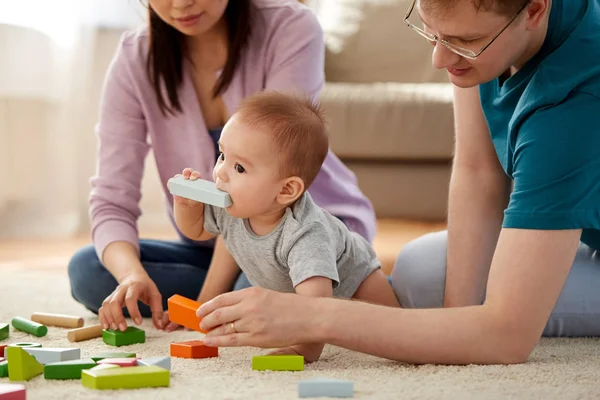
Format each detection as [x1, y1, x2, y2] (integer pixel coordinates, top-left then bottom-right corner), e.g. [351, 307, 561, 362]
[276, 176, 305, 206]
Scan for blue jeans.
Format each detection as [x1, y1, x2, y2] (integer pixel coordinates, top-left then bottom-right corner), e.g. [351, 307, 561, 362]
[391, 230, 600, 337]
[68, 239, 251, 317]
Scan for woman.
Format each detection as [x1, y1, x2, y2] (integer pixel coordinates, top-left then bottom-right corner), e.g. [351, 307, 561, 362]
[67, 0, 376, 333]
[197, 0, 600, 364]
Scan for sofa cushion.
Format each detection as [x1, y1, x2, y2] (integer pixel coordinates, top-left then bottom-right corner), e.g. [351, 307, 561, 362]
[321, 82, 454, 160]
[317, 0, 449, 83]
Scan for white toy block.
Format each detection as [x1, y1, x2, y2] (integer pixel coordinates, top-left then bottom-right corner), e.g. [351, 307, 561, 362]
[23, 348, 80, 364]
[137, 356, 171, 371]
[298, 378, 354, 398]
[168, 176, 232, 208]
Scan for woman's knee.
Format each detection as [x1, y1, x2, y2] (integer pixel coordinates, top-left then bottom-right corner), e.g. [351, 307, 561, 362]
[391, 230, 448, 309]
[67, 245, 116, 313]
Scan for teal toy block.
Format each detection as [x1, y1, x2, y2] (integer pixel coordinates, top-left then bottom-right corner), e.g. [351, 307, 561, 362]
[4, 343, 42, 359]
[82, 365, 170, 390]
[137, 356, 171, 371]
[24, 348, 80, 364]
[0, 323, 8, 341]
[0, 358, 7, 378]
[252, 355, 304, 371]
[168, 176, 232, 208]
[298, 378, 354, 398]
[102, 327, 145, 347]
[44, 358, 97, 380]
[91, 352, 136, 362]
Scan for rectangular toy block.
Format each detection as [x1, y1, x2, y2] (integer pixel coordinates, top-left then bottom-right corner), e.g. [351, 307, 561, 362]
[82, 365, 170, 390]
[252, 355, 304, 371]
[23, 348, 80, 365]
[298, 378, 354, 398]
[7, 347, 44, 381]
[67, 324, 103, 342]
[0, 346, 6, 357]
[137, 356, 171, 371]
[30, 312, 84, 329]
[44, 358, 97, 380]
[0, 383, 26, 400]
[90, 364, 120, 371]
[91, 352, 136, 362]
[4, 343, 41, 359]
[168, 176, 232, 208]
[170, 341, 217, 359]
[167, 295, 206, 333]
[0, 324, 8, 341]
[0, 359, 7, 378]
[11, 317, 47, 338]
[97, 358, 138, 367]
[102, 327, 145, 347]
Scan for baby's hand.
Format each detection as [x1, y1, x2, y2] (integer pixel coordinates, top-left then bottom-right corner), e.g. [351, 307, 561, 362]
[168, 168, 203, 207]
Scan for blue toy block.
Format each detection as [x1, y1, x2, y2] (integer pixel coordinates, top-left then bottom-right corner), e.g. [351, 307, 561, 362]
[168, 176, 232, 208]
[298, 378, 354, 398]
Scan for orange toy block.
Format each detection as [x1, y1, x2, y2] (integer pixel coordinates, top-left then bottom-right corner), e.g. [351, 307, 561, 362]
[170, 341, 218, 359]
[167, 295, 206, 333]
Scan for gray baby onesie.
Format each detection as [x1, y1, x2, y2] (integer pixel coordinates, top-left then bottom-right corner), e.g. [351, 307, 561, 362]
[203, 192, 380, 298]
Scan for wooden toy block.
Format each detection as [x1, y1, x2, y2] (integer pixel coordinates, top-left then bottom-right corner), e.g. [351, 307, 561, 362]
[11, 317, 47, 338]
[0, 359, 7, 378]
[97, 358, 138, 367]
[0, 345, 6, 358]
[0, 383, 26, 400]
[252, 355, 304, 371]
[298, 378, 354, 398]
[4, 343, 41, 359]
[91, 352, 136, 362]
[30, 312, 84, 329]
[6, 347, 43, 381]
[44, 358, 97, 380]
[168, 176, 232, 208]
[0, 324, 8, 341]
[167, 294, 206, 333]
[67, 324, 103, 342]
[81, 365, 170, 390]
[90, 364, 120, 371]
[23, 348, 80, 364]
[102, 327, 145, 347]
[170, 341, 217, 359]
[137, 356, 171, 371]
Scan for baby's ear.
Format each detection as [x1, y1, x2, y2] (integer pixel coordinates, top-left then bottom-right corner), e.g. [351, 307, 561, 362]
[277, 176, 304, 206]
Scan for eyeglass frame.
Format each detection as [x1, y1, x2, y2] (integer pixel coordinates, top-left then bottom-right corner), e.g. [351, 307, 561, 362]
[403, 0, 530, 60]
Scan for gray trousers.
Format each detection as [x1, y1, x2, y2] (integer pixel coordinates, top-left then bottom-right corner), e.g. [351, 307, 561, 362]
[391, 231, 600, 337]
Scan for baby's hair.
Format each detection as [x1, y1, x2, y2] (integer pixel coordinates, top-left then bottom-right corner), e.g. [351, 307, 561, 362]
[235, 91, 329, 189]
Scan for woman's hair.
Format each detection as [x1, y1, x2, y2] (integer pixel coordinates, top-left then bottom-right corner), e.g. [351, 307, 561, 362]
[422, 0, 530, 16]
[146, 1, 252, 116]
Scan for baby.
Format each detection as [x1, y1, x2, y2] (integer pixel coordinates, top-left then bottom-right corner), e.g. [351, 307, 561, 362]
[169, 91, 400, 362]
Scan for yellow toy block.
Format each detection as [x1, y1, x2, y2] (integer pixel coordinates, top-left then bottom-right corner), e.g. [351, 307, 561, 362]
[81, 365, 169, 390]
[7, 347, 43, 381]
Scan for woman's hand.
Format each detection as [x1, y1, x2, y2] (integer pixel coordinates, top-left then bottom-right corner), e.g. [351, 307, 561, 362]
[168, 168, 203, 207]
[99, 272, 165, 331]
[197, 287, 320, 348]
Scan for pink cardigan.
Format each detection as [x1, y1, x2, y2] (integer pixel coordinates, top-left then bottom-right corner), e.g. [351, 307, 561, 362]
[90, 0, 377, 260]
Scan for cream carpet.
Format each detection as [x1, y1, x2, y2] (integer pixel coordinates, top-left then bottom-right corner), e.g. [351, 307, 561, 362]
[1, 264, 600, 400]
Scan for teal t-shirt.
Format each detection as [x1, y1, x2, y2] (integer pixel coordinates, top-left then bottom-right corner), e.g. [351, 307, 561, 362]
[480, 0, 600, 250]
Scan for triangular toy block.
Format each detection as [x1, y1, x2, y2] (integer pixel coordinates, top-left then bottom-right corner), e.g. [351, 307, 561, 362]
[82, 365, 170, 390]
[6, 347, 43, 381]
[167, 295, 206, 333]
[137, 356, 171, 371]
[44, 358, 97, 380]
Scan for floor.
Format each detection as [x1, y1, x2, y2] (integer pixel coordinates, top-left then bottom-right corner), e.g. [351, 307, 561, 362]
[0, 219, 446, 275]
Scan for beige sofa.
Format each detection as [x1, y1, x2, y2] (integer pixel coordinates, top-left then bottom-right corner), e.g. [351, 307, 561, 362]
[314, 0, 455, 221]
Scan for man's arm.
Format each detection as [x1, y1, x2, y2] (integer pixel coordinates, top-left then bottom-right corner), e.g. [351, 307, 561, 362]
[446, 85, 512, 307]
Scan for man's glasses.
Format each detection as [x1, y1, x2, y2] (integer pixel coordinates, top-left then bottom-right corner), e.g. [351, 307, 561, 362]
[403, 0, 530, 60]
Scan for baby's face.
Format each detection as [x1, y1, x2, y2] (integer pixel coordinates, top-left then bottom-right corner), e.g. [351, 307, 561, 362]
[213, 117, 284, 218]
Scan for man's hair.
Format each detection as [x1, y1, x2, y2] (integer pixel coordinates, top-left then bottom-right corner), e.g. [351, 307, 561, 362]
[421, 0, 530, 16]
[236, 91, 329, 189]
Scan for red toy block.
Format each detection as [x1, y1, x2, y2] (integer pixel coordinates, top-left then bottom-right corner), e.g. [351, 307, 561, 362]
[97, 358, 138, 367]
[0, 383, 26, 400]
[170, 340, 218, 359]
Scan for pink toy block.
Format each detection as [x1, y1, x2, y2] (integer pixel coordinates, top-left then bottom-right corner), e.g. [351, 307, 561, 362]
[97, 358, 138, 367]
[0, 383, 26, 400]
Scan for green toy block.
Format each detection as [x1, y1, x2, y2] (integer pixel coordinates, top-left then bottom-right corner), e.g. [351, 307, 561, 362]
[82, 365, 170, 390]
[7, 347, 44, 381]
[102, 327, 145, 347]
[91, 352, 136, 362]
[0, 323, 8, 341]
[0, 359, 7, 378]
[252, 355, 304, 371]
[44, 358, 97, 380]
[11, 317, 47, 337]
